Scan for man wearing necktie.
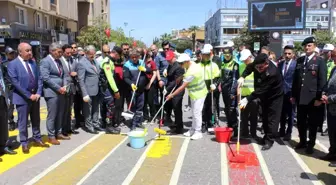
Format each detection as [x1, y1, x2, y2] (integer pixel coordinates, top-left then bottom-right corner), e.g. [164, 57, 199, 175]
[291, 37, 327, 154]
[77, 45, 104, 134]
[7, 43, 49, 154]
[278, 45, 297, 141]
[60, 44, 79, 136]
[40, 43, 69, 145]
[71, 42, 85, 128]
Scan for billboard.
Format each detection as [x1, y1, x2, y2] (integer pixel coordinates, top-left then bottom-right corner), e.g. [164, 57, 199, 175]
[248, 0, 306, 31]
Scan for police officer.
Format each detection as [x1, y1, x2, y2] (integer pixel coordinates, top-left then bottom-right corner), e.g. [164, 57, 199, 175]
[220, 47, 239, 136]
[100, 46, 122, 134]
[291, 37, 327, 154]
[238, 53, 283, 150]
[1, 47, 16, 131]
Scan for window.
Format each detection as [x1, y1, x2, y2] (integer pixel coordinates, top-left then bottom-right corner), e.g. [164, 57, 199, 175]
[44, 15, 49, 30]
[50, 0, 56, 4]
[223, 28, 239, 34]
[36, 13, 42, 28]
[312, 16, 321, 21]
[17, 7, 27, 25]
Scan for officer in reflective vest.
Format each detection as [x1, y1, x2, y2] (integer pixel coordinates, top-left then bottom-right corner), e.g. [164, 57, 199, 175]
[219, 47, 239, 136]
[200, 44, 221, 132]
[238, 49, 258, 139]
[166, 53, 208, 140]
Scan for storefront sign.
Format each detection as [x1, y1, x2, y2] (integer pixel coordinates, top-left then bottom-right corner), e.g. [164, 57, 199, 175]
[19, 31, 51, 42]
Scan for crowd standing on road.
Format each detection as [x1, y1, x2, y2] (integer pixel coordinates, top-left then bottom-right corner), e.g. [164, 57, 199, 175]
[1, 37, 336, 170]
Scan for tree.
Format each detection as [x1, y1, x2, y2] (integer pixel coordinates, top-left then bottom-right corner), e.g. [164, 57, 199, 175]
[160, 33, 173, 43]
[171, 39, 193, 53]
[313, 30, 336, 47]
[153, 37, 160, 45]
[232, 22, 269, 51]
[189, 25, 199, 51]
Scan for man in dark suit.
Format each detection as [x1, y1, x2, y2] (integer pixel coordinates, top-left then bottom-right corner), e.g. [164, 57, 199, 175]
[278, 45, 297, 141]
[40, 43, 70, 145]
[291, 37, 327, 154]
[77, 45, 104, 134]
[71, 42, 84, 128]
[8, 43, 49, 154]
[60, 44, 79, 136]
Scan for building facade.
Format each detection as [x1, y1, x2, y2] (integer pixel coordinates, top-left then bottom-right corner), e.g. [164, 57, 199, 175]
[0, 0, 78, 57]
[307, 0, 333, 9]
[205, 8, 335, 47]
[78, 0, 110, 31]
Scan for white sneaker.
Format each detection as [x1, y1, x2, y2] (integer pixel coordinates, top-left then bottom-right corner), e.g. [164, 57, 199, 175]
[183, 130, 195, 137]
[143, 120, 148, 125]
[191, 132, 203, 140]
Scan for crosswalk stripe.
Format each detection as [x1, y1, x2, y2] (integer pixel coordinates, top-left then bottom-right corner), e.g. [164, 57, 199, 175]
[283, 141, 323, 185]
[169, 138, 190, 185]
[76, 136, 128, 185]
[221, 143, 229, 185]
[251, 142, 275, 185]
[24, 133, 104, 185]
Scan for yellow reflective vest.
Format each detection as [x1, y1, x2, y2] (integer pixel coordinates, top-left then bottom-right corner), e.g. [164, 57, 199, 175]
[239, 63, 254, 97]
[185, 62, 208, 100]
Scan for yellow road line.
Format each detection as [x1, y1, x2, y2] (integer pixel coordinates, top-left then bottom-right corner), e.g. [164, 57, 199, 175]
[32, 134, 125, 185]
[289, 140, 336, 184]
[129, 137, 185, 185]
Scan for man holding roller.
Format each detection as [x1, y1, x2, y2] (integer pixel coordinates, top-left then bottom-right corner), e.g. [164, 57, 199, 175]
[166, 53, 208, 140]
[123, 49, 151, 130]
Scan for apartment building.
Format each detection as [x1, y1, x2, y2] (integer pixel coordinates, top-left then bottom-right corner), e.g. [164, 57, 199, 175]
[78, 0, 110, 31]
[0, 0, 78, 53]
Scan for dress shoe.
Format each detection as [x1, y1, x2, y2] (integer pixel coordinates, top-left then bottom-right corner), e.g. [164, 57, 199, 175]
[8, 122, 16, 131]
[329, 162, 336, 167]
[3, 147, 17, 155]
[261, 143, 273, 151]
[86, 128, 98, 134]
[57, 134, 71, 140]
[320, 153, 336, 161]
[22, 145, 30, 154]
[295, 143, 307, 150]
[283, 134, 292, 141]
[305, 147, 314, 154]
[48, 138, 60, 145]
[105, 127, 121, 135]
[35, 141, 50, 148]
[94, 127, 105, 132]
[70, 130, 79, 135]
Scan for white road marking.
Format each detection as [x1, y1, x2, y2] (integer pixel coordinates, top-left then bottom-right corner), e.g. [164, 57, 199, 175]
[221, 143, 229, 185]
[169, 138, 190, 185]
[316, 140, 329, 153]
[76, 137, 128, 185]
[251, 143, 275, 185]
[24, 133, 104, 185]
[283, 141, 323, 185]
[121, 135, 157, 185]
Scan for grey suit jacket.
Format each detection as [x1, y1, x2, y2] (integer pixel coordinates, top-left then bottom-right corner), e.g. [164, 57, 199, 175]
[61, 56, 76, 95]
[40, 55, 67, 98]
[77, 56, 100, 97]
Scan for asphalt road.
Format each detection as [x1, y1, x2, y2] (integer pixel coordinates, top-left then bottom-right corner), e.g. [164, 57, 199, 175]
[0, 96, 335, 185]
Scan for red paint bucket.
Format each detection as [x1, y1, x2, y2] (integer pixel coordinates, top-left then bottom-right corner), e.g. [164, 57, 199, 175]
[215, 127, 233, 143]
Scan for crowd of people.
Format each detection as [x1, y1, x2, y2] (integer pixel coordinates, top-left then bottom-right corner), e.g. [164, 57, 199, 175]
[0, 37, 336, 169]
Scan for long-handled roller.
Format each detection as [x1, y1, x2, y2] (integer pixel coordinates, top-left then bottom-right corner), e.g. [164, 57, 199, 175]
[208, 60, 217, 133]
[229, 88, 245, 163]
[122, 54, 146, 119]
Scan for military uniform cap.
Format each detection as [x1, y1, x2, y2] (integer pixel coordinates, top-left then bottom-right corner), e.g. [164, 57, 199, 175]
[302, 37, 316, 46]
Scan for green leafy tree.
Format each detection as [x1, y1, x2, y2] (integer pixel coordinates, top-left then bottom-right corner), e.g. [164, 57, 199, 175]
[160, 33, 173, 43]
[189, 25, 200, 51]
[313, 30, 336, 47]
[294, 41, 303, 53]
[153, 37, 160, 45]
[232, 22, 269, 51]
[171, 39, 193, 53]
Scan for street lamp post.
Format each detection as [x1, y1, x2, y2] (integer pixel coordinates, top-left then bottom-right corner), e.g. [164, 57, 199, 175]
[129, 29, 135, 39]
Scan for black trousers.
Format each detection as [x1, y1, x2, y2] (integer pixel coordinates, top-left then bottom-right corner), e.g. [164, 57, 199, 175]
[0, 96, 8, 150]
[8, 92, 15, 123]
[115, 81, 130, 124]
[143, 85, 157, 121]
[327, 106, 336, 154]
[241, 96, 258, 137]
[165, 93, 184, 130]
[280, 94, 295, 135]
[222, 90, 237, 128]
[74, 92, 84, 127]
[202, 91, 219, 127]
[62, 94, 74, 133]
[297, 103, 324, 147]
[261, 95, 283, 144]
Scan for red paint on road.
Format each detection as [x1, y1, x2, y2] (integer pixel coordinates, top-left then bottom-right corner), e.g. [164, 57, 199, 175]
[227, 142, 266, 185]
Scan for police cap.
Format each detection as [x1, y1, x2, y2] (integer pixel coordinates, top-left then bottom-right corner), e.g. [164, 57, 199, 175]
[254, 53, 268, 65]
[223, 47, 233, 54]
[302, 36, 316, 46]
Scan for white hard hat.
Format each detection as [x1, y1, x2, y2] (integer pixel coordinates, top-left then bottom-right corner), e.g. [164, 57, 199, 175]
[176, 53, 191, 63]
[201, 44, 213, 54]
[225, 41, 234, 47]
[239, 49, 252, 61]
[323, 44, 334, 51]
[96, 51, 102, 55]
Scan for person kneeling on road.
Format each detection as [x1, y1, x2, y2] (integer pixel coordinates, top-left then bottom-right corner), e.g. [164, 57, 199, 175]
[166, 53, 208, 140]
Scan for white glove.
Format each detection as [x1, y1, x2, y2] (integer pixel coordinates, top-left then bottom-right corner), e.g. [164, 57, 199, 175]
[163, 88, 167, 95]
[239, 98, 248, 109]
[210, 84, 216, 91]
[238, 77, 245, 87]
[163, 69, 167, 77]
[83, 95, 91, 102]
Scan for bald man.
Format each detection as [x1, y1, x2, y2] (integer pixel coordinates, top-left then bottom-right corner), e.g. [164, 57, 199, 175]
[8, 43, 49, 154]
[96, 44, 110, 67]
